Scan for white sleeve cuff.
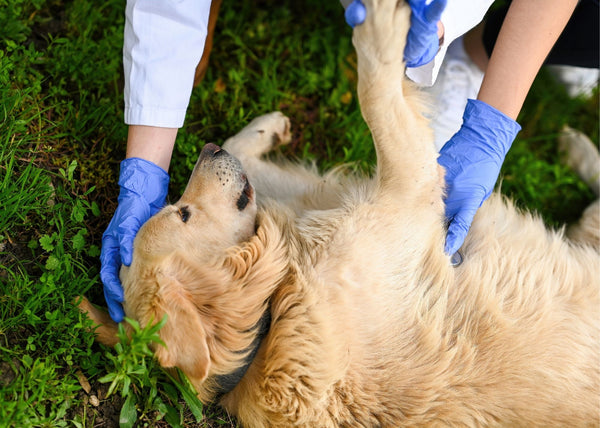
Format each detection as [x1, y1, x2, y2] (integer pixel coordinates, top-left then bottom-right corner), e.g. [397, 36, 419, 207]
[124, 106, 188, 128]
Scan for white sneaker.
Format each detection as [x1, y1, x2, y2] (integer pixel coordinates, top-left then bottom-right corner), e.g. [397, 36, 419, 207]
[546, 65, 599, 98]
[423, 37, 485, 151]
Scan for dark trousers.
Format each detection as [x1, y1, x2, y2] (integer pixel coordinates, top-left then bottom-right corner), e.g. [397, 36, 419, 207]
[482, 0, 599, 69]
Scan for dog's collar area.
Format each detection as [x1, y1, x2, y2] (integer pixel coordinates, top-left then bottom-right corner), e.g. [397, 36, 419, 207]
[213, 307, 271, 401]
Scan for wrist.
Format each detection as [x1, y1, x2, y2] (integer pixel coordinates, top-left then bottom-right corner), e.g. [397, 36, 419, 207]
[126, 125, 178, 171]
[462, 99, 521, 156]
[119, 157, 170, 205]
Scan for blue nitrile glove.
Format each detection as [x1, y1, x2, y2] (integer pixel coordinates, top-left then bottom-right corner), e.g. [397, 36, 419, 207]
[344, 0, 447, 68]
[344, 0, 366, 28]
[100, 158, 170, 322]
[404, 0, 447, 67]
[438, 99, 521, 256]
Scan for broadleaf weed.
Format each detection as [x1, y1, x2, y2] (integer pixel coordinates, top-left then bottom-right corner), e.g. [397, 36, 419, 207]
[99, 315, 205, 426]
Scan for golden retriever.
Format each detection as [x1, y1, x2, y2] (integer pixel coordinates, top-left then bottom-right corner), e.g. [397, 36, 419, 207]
[80, 0, 600, 426]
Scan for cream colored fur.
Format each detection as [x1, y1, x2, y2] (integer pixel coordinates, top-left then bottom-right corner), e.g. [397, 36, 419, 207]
[81, 0, 600, 426]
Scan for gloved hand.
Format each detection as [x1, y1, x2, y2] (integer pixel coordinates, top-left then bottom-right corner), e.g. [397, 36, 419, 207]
[100, 158, 170, 322]
[344, 0, 447, 68]
[438, 99, 521, 256]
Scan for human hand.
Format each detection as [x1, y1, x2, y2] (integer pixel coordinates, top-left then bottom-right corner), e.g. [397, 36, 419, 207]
[343, 0, 446, 67]
[100, 158, 169, 322]
[437, 99, 521, 256]
[404, 0, 447, 67]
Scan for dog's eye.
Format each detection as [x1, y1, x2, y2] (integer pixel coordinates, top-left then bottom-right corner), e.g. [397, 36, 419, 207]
[179, 206, 191, 223]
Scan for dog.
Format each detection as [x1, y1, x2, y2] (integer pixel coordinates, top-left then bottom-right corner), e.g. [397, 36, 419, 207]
[80, 0, 600, 426]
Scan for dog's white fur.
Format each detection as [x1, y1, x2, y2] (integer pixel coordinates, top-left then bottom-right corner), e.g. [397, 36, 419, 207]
[81, 0, 600, 426]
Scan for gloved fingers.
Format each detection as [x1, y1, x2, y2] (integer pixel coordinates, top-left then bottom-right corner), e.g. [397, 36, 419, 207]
[100, 255, 125, 322]
[404, 43, 437, 68]
[424, 0, 447, 23]
[104, 289, 125, 323]
[444, 208, 477, 255]
[406, 0, 441, 28]
[118, 230, 137, 267]
[100, 241, 125, 304]
[444, 225, 466, 257]
[116, 206, 148, 266]
[404, 3, 441, 67]
[100, 240, 126, 323]
[345, 0, 366, 27]
[443, 184, 487, 219]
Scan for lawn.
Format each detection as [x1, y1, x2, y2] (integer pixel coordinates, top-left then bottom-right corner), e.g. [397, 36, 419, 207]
[0, 0, 597, 427]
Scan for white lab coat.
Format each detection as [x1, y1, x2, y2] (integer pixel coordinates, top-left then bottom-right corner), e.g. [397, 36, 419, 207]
[123, 0, 212, 127]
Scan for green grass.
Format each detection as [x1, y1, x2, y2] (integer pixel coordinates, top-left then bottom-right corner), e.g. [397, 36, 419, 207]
[0, 0, 597, 426]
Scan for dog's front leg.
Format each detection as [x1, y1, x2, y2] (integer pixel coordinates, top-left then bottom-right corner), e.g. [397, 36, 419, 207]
[223, 112, 326, 206]
[352, 0, 442, 209]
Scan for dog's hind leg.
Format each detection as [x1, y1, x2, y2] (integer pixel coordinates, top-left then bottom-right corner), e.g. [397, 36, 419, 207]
[559, 126, 600, 197]
[560, 126, 600, 248]
[351, 0, 443, 211]
[567, 200, 600, 248]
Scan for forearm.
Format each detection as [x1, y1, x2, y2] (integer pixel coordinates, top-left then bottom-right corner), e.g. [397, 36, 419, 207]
[123, 0, 213, 171]
[126, 125, 177, 171]
[477, 0, 578, 119]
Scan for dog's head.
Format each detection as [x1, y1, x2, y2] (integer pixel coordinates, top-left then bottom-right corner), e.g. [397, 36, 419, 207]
[135, 142, 258, 260]
[117, 143, 286, 400]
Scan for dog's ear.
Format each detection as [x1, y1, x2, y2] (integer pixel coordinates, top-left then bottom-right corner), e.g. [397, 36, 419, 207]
[151, 272, 212, 382]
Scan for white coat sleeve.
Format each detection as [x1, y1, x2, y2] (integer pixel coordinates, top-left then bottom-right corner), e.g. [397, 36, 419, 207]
[406, 0, 495, 86]
[123, 0, 212, 128]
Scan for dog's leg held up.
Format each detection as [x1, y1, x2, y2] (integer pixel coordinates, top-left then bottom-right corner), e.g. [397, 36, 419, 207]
[351, 0, 442, 209]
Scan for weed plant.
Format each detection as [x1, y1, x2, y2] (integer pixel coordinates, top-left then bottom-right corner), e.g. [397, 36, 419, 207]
[0, 0, 597, 427]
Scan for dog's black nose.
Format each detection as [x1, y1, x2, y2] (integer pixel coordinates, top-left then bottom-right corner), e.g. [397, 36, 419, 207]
[202, 142, 222, 156]
[199, 143, 227, 163]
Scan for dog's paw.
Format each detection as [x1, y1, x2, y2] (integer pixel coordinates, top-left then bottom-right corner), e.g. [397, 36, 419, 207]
[352, 0, 411, 73]
[223, 112, 291, 159]
[558, 126, 600, 197]
[252, 111, 292, 147]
